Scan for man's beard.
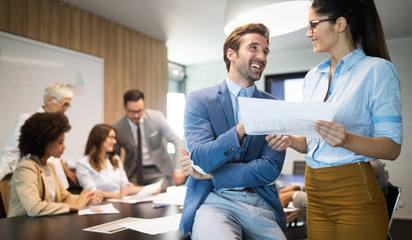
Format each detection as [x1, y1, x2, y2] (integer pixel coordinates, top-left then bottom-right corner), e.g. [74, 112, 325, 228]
[237, 59, 263, 82]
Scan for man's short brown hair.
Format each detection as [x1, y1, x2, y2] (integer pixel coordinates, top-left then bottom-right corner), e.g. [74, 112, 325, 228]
[223, 23, 270, 72]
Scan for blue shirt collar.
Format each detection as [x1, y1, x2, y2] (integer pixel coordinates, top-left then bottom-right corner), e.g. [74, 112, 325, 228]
[317, 48, 366, 74]
[225, 77, 256, 97]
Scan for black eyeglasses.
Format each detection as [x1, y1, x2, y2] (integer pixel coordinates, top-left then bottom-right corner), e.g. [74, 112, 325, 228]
[52, 97, 71, 110]
[126, 108, 143, 115]
[307, 18, 337, 33]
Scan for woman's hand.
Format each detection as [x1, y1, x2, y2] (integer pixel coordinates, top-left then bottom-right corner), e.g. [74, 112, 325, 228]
[70, 190, 94, 211]
[314, 120, 401, 160]
[313, 120, 347, 147]
[180, 149, 213, 180]
[265, 134, 292, 151]
[120, 182, 134, 197]
[91, 189, 104, 204]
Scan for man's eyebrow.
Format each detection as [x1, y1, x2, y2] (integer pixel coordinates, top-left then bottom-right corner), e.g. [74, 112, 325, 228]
[248, 41, 259, 46]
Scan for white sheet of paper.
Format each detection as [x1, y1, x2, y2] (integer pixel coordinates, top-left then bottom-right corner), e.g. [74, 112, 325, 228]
[283, 202, 300, 212]
[83, 217, 137, 234]
[78, 203, 119, 215]
[239, 97, 333, 138]
[136, 179, 163, 196]
[151, 185, 187, 206]
[107, 179, 163, 204]
[120, 214, 182, 235]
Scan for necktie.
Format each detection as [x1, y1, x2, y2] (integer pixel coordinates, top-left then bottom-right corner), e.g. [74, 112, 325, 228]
[235, 88, 247, 123]
[136, 123, 143, 185]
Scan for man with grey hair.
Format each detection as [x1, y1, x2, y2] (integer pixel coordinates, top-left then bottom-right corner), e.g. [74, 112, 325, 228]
[0, 83, 76, 183]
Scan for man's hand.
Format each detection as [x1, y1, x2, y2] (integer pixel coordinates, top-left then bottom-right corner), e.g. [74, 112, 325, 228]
[180, 149, 213, 180]
[173, 171, 186, 186]
[236, 121, 246, 142]
[279, 185, 301, 194]
[279, 191, 295, 208]
[65, 170, 77, 184]
[61, 159, 77, 184]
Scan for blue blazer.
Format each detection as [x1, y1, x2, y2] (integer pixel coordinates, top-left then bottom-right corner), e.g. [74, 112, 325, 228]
[179, 80, 286, 235]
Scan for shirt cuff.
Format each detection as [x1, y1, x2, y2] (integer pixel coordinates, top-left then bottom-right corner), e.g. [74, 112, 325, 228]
[292, 191, 299, 201]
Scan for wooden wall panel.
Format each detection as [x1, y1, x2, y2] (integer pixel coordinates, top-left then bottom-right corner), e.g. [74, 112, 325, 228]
[0, 0, 168, 125]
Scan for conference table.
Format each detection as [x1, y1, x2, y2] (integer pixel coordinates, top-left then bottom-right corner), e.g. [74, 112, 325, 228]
[0, 197, 304, 240]
[0, 201, 185, 240]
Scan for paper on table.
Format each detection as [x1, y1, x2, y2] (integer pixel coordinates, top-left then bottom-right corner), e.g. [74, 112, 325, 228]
[239, 97, 333, 138]
[151, 185, 187, 206]
[83, 217, 137, 234]
[136, 179, 163, 196]
[283, 202, 300, 212]
[120, 214, 182, 235]
[108, 179, 163, 204]
[78, 203, 119, 215]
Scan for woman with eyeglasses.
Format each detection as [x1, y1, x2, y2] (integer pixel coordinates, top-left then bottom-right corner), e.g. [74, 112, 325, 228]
[8, 112, 103, 217]
[266, 0, 402, 239]
[76, 124, 145, 199]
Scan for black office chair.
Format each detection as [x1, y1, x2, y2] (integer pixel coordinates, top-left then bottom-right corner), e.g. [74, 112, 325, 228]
[386, 183, 404, 240]
[293, 160, 306, 175]
[0, 192, 6, 218]
[0, 174, 12, 218]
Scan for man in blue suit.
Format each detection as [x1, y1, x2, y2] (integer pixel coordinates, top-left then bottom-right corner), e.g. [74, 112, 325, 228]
[179, 23, 287, 240]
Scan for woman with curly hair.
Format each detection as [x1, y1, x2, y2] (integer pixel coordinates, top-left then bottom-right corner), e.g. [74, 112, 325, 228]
[76, 124, 147, 199]
[8, 112, 103, 217]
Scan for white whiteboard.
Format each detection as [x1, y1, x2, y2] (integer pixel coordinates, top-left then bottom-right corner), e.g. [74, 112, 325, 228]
[0, 31, 104, 168]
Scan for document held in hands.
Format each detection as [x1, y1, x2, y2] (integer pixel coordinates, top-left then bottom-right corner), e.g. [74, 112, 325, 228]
[238, 97, 333, 138]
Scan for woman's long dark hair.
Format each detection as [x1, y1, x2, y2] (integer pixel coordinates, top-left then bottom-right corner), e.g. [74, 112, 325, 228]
[312, 0, 391, 61]
[84, 124, 119, 172]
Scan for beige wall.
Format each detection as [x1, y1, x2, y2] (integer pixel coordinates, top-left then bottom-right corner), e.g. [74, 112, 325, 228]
[0, 0, 168, 124]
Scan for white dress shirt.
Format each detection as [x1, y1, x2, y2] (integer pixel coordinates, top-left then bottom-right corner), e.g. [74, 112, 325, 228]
[76, 155, 130, 192]
[0, 107, 70, 189]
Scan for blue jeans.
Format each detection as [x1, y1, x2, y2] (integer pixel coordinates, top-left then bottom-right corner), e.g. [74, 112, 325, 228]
[191, 190, 286, 240]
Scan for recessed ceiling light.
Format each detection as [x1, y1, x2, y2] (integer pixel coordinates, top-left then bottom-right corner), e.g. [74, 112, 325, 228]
[224, 0, 312, 37]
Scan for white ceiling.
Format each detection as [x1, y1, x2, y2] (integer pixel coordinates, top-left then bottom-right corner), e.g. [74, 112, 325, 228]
[63, 0, 412, 66]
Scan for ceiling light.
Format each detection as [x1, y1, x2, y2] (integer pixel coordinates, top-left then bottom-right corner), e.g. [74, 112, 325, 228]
[224, 0, 312, 37]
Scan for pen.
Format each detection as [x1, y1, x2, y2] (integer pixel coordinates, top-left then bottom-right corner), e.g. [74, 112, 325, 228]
[153, 203, 169, 209]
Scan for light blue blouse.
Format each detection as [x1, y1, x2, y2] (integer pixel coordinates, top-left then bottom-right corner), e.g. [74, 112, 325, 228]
[303, 48, 403, 168]
[76, 155, 130, 192]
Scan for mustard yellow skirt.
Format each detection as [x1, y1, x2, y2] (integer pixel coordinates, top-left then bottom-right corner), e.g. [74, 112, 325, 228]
[305, 161, 388, 240]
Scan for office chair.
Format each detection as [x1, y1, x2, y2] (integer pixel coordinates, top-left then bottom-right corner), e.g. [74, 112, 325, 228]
[386, 183, 404, 240]
[293, 160, 306, 175]
[0, 192, 6, 218]
[0, 174, 12, 218]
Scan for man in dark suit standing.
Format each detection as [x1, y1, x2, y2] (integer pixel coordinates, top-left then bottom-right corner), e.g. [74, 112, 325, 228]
[113, 89, 185, 190]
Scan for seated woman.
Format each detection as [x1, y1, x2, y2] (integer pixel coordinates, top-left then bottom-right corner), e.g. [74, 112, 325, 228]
[8, 112, 103, 217]
[76, 124, 144, 199]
